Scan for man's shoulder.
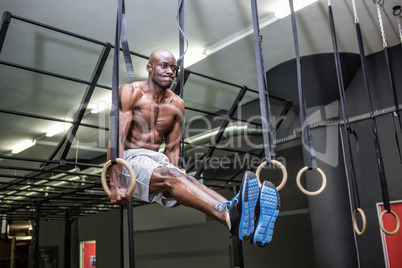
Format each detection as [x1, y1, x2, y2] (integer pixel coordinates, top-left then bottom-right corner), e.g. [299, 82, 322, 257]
[167, 89, 184, 104]
[167, 90, 185, 111]
[120, 81, 146, 95]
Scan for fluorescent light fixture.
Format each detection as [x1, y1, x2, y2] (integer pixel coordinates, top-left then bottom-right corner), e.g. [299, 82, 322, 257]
[183, 47, 207, 68]
[89, 101, 109, 114]
[45, 122, 72, 137]
[11, 140, 36, 154]
[204, 16, 278, 56]
[274, 0, 319, 19]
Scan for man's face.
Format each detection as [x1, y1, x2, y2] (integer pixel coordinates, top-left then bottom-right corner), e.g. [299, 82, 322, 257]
[148, 52, 177, 89]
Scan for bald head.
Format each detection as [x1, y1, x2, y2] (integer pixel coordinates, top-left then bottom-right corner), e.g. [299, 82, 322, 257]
[148, 49, 176, 65]
[146, 49, 177, 89]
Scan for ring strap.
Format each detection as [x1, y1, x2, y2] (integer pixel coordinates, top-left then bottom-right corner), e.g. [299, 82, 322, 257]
[375, 3, 402, 163]
[111, 0, 135, 164]
[177, 0, 187, 168]
[355, 13, 392, 213]
[120, 0, 135, 78]
[288, 0, 317, 170]
[250, 0, 274, 164]
[327, 3, 361, 210]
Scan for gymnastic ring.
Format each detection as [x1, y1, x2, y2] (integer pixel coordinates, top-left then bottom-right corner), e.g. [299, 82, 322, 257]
[353, 208, 367, 236]
[101, 158, 136, 198]
[379, 210, 400, 235]
[296, 166, 327, 196]
[255, 160, 287, 191]
[180, 168, 187, 174]
[393, 6, 402, 16]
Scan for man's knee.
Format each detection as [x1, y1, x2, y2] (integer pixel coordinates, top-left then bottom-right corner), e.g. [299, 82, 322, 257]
[152, 166, 187, 189]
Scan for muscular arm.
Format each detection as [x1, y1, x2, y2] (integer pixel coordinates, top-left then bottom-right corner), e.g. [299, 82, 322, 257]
[107, 83, 139, 204]
[164, 97, 185, 167]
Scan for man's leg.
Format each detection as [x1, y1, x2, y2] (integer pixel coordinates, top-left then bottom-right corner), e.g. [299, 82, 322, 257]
[149, 166, 229, 227]
[150, 167, 260, 241]
[183, 174, 228, 203]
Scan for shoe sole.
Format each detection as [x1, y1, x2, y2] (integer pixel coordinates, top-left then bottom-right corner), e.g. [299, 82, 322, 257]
[238, 176, 259, 241]
[253, 182, 280, 247]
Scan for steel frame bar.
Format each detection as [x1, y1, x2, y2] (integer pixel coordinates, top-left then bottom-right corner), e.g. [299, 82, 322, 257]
[195, 87, 248, 177]
[226, 99, 293, 182]
[49, 44, 112, 162]
[9, 12, 149, 60]
[0, 108, 107, 130]
[0, 59, 112, 90]
[0, 12, 11, 54]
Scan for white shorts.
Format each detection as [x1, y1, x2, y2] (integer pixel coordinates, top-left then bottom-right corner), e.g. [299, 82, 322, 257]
[121, 149, 183, 207]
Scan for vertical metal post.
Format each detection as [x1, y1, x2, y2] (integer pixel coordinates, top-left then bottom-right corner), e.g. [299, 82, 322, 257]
[178, 0, 185, 99]
[127, 199, 135, 268]
[34, 202, 41, 268]
[230, 185, 244, 268]
[230, 237, 245, 268]
[120, 205, 124, 268]
[178, 0, 186, 168]
[10, 237, 16, 268]
[0, 12, 12, 54]
[64, 210, 71, 268]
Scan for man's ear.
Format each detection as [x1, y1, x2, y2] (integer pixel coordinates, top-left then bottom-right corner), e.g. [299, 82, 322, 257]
[146, 63, 152, 73]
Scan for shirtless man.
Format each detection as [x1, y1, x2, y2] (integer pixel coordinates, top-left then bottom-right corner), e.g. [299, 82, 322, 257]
[107, 49, 280, 246]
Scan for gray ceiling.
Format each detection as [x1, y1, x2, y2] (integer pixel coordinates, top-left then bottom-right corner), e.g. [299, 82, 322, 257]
[0, 0, 401, 219]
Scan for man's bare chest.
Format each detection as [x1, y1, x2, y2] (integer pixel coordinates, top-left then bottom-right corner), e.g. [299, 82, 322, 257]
[133, 100, 177, 132]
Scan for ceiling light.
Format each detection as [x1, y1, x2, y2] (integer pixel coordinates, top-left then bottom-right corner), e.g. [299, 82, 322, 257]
[274, 0, 319, 19]
[11, 140, 36, 154]
[45, 122, 72, 137]
[90, 101, 109, 114]
[183, 47, 207, 68]
[204, 16, 278, 56]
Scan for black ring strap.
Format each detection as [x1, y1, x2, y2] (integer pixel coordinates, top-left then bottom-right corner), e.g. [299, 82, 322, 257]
[355, 20, 391, 212]
[328, 4, 361, 210]
[250, 0, 274, 164]
[289, 0, 317, 170]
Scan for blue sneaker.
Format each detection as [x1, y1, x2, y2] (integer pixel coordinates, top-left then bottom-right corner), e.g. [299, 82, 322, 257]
[215, 171, 259, 241]
[253, 181, 280, 247]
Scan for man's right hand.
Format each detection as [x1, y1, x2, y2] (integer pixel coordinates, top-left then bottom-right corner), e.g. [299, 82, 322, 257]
[109, 185, 132, 205]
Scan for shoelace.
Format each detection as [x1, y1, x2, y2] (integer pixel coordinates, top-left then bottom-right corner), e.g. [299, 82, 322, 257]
[215, 193, 240, 211]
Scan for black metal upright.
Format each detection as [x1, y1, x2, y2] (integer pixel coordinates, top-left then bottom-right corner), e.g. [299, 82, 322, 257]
[33, 202, 41, 268]
[120, 206, 124, 268]
[64, 210, 71, 268]
[177, 0, 186, 168]
[127, 199, 135, 268]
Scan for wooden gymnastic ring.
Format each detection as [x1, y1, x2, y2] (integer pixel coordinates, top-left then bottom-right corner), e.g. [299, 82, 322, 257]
[180, 168, 187, 174]
[379, 210, 400, 235]
[296, 166, 327, 196]
[255, 160, 287, 191]
[353, 208, 367, 236]
[101, 158, 136, 198]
